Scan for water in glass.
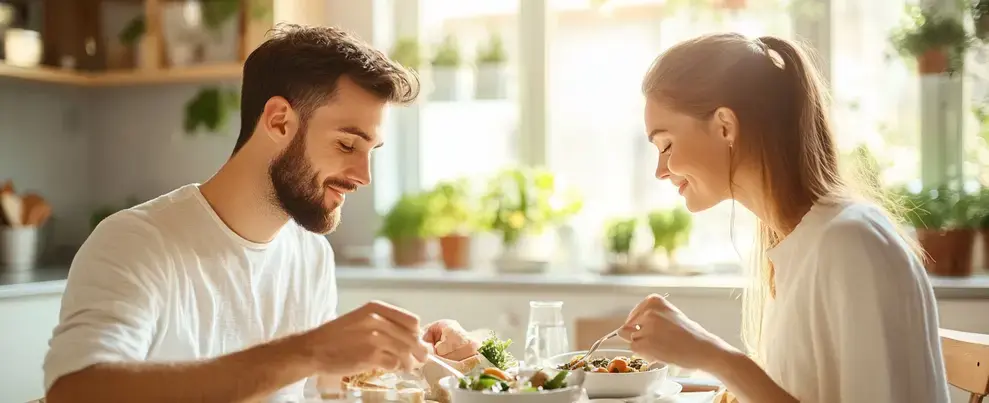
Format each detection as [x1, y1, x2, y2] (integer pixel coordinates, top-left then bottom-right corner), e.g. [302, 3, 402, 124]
[523, 300, 569, 368]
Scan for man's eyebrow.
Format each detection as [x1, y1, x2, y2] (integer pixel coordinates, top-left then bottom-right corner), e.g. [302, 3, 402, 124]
[339, 126, 383, 148]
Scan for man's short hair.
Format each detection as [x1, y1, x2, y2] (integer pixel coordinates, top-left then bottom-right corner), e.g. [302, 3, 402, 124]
[233, 23, 419, 154]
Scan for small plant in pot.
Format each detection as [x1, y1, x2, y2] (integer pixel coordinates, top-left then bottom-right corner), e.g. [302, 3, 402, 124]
[481, 167, 583, 273]
[890, 7, 972, 75]
[430, 35, 463, 101]
[642, 206, 693, 273]
[378, 193, 431, 268]
[974, 0, 989, 41]
[474, 31, 509, 100]
[604, 217, 638, 274]
[114, 16, 145, 69]
[390, 37, 424, 71]
[425, 178, 477, 270]
[895, 185, 978, 277]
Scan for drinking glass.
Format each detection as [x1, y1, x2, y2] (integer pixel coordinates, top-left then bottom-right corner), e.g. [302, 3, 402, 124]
[523, 300, 569, 368]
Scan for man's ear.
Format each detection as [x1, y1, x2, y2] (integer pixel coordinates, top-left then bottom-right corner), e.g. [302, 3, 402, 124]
[712, 107, 739, 146]
[260, 96, 299, 146]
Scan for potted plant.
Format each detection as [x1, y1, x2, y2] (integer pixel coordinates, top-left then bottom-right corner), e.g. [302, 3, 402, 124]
[113, 16, 145, 70]
[430, 35, 462, 101]
[641, 206, 693, 273]
[481, 167, 582, 273]
[474, 32, 509, 100]
[974, 0, 989, 41]
[390, 37, 424, 71]
[378, 193, 431, 268]
[184, 87, 241, 135]
[426, 178, 476, 270]
[604, 217, 638, 274]
[895, 185, 978, 277]
[890, 7, 972, 75]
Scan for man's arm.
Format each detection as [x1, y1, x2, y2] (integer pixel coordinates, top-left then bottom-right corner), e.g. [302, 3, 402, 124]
[47, 332, 318, 403]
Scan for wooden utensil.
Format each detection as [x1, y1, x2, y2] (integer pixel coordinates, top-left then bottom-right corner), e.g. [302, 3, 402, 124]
[0, 192, 23, 227]
[20, 193, 44, 225]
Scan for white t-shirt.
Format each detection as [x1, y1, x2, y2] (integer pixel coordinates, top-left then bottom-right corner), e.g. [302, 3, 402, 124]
[43, 184, 338, 402]
[760, 199, 950, 402]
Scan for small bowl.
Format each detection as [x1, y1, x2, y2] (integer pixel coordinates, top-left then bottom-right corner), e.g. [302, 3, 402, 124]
[438, 371, 583, 403]
[546, 349, 668, 398]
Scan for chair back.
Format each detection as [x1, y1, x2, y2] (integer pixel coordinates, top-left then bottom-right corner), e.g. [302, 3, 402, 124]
[940, 328, 989, 403]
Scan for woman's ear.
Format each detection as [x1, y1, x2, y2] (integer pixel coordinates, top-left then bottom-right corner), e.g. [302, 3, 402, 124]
[712, 107, 739, 146]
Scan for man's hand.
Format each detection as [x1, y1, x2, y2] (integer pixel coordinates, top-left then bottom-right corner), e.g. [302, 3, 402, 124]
[303, 301, 431, 376]
[422, 319, 479, 362]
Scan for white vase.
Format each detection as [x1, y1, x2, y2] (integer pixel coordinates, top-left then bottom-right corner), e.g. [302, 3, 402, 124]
[430, 67, 461, 101]
[474, 63, 508, 100]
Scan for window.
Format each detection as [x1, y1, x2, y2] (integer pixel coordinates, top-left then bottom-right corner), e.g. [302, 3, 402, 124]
[416, 0, 521, 190]
[831, 0, 921, 188]
[393, 0, 945, 272]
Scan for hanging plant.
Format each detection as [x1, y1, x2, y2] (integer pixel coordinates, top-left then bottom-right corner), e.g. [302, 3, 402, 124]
[974, 0, 989, 41]
[890, 7, 972, 75]
[183, 86, 240, 135]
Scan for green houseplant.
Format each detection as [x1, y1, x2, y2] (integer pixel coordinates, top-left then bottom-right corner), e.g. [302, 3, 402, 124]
[390, 37, 423, 70]
[474, 32, 509, 100]
[425, 178, 476, 270]
[890, 6, 972, 75]
[379, 193, 431, 268]
[184, 86, 240, 135]
[481, 167, 583, 271]
[604, 217, 638, 274]
[974, 0, 989, 41]
[430, 35, 462, 101]
[894, 185, 978, 276]
[644, 206, 693, 271]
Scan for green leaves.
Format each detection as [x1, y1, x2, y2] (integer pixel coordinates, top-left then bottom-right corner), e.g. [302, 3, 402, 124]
[647, 206, 693, 253]
[478, 335, 517, 371]
[889, 6, 972, 74]
[432, 35, 461, 68]
[605, 217, 637, 254]
[183, 87, 240, 135]
[378, 193, 431, 240]
[476, 32, 507, 65]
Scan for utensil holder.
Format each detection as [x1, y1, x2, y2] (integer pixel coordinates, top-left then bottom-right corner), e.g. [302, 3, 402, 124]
[1, 226, 40, 271]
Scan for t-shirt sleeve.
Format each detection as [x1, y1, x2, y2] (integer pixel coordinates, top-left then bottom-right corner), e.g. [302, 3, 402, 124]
[811, 217, 947, 403]
[42, 212, 167, 392]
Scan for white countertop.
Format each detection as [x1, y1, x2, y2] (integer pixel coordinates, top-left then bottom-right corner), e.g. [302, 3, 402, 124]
[3, 265, 989, 300]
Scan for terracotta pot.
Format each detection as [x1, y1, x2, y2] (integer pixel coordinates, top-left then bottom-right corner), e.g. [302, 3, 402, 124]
[721, 0, 746, 10]
[916, 228, 975, 277]
[917, 49, 949, 75]
[439, 234, 471, 270]
[981, 228, 989, 267]
[390, 237, 428, 268]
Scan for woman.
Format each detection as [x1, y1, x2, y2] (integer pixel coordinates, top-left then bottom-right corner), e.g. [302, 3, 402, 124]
[620, 33, 949, 402]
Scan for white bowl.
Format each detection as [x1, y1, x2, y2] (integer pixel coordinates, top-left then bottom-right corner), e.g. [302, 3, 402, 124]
[546, 349, 668, 399]
[438, 373, 583, 403]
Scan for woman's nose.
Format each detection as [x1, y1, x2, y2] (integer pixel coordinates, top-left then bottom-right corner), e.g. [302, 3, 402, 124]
[655, 154, 671, 180]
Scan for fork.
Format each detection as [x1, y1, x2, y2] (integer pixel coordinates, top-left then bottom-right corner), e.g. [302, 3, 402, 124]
[568, 325, 639, 370]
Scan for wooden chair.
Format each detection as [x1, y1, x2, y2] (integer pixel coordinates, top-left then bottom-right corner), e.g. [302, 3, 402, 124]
[940, 328, 989, 403]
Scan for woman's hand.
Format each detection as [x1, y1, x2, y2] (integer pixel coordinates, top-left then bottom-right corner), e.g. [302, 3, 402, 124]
[619, 294, 741, 373]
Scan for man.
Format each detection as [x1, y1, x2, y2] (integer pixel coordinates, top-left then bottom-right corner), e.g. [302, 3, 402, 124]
[43, 24, 478, 403]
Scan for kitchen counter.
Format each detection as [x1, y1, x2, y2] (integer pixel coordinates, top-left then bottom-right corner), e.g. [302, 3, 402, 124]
[4, 265, 989, 299]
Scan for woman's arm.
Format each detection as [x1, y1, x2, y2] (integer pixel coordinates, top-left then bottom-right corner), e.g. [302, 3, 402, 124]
[708, 351, 799, 403]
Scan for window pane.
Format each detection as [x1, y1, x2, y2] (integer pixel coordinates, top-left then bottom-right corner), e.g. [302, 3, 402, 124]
[831, 0, 921, 188]
[546, 1, 791, 269]
[417, 0, 521, 189]
[963, 46, 989, 185]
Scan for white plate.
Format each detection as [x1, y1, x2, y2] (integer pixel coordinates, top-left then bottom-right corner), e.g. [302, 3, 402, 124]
[654, 380, 683, 400]
[587, 380, 682, 403]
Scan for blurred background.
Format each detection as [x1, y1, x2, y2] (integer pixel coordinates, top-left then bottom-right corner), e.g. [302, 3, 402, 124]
[1, 0, 989, 401]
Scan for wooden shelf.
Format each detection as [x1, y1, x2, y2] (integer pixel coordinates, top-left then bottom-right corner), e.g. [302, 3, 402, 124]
[0, 63, 242, 87]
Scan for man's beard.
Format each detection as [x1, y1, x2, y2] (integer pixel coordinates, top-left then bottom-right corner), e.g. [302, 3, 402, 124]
[269, 131, 343, 234]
